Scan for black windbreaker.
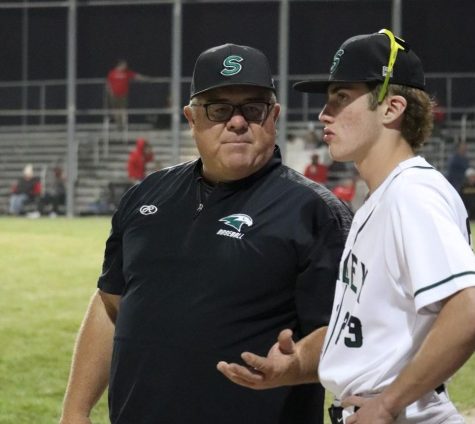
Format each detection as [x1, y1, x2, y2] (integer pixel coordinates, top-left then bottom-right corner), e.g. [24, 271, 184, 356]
[98, 147, 352, 424]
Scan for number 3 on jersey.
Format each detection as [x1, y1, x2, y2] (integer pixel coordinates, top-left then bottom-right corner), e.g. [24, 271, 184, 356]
[335, 311, 363, 347]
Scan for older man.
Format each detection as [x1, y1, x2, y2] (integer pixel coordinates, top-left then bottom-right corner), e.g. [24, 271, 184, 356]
[60, 43, 352, 424]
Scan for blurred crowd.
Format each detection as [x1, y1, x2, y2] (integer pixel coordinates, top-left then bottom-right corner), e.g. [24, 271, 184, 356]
[286, 125, 367, 212]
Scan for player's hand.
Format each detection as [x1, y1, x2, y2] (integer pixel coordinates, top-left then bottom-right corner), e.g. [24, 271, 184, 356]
[216, 329, 300, 390]
[342, 395, 397, 424]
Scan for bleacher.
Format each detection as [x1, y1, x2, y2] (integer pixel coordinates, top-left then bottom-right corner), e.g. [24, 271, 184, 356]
[1, 118, 474, 216]
[0, 125, 199, 215]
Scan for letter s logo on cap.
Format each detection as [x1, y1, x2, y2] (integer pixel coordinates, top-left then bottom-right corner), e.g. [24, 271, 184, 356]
[221, 55, 243, 76]
[330, 49, 345, 74]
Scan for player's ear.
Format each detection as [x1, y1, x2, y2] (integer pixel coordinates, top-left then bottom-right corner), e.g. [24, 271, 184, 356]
[382, 95, 406, 125]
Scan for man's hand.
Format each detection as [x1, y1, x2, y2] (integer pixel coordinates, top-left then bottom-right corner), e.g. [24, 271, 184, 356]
[342, 395, 397, 424]
[217, 329, 301, 390]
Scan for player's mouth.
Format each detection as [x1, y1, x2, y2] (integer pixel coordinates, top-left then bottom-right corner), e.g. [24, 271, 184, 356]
[322, 128, 335, 143]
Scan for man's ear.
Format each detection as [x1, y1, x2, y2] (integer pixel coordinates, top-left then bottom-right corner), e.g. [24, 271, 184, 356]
[183, 105, 195, 127]
[382, 95, 406, 125]
[272, 103, 281, 123]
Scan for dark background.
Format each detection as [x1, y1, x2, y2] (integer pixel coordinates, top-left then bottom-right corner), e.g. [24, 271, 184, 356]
[1, 0, 474, 80]
[0, 0, 474, 117]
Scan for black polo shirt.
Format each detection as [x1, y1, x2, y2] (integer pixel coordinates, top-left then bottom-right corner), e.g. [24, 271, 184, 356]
[98, 147, 352, 424]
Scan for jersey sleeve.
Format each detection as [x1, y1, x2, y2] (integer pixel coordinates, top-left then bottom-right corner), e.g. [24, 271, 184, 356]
[387, 181, 475, 313]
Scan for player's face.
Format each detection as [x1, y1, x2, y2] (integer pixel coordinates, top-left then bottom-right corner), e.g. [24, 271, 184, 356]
[184, 86, 280, 183]
[319, 83, 383, 164]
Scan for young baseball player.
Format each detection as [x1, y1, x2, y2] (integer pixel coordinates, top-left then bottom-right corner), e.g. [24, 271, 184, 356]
[217, 29, 475, 424]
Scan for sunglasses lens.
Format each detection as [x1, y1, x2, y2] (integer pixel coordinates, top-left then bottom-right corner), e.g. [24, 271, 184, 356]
[206, 103, 270, 122]
[241, 103, 268, 121]
[207, 104, 234, 121]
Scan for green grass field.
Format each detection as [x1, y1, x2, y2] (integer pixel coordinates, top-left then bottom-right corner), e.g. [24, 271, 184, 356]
[0, 217, 473, 423]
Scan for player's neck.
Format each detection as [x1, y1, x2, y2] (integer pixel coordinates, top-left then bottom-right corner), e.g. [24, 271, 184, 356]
[357, 136, 414, 195]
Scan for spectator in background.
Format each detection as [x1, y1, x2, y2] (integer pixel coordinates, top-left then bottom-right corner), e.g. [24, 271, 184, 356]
[127, 137, 155, 184]
[460, 167, 475, 220]
[331, 178, 356, 211]
[432, 99, 446, 137]
[285, 132, 309, 174]
[9, 163, 42, 216]
[39, 165, 66, 217]
[104, 138, 155, 213]
[303, 153, 328, 185]
[446, 142, 470, 193]
[303, 122, 319, 150]
[106, 59, 150, 129]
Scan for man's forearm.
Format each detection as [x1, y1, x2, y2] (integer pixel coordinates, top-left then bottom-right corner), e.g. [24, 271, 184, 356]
[60, 291, 116, 422]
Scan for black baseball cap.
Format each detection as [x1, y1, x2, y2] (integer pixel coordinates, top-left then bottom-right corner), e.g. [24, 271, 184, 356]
[190, 43, 276, 98]
[294, 29, 425, 93]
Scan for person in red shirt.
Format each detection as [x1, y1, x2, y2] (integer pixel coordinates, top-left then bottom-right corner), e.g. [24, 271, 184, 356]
[106, 59, 148, 129]
[303, 153, 328, 184]
[331, 177, 356, 211]
[127, 138, 155, 183]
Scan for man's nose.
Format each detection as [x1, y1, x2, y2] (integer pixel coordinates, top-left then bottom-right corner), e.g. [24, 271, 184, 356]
[227, 109, 249, 131]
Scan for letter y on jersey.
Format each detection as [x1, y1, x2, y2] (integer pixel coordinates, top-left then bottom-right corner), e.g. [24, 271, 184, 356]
[341, 250, 369, 302]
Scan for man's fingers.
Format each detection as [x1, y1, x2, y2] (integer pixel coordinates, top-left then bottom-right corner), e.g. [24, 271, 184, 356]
[277, 329, 295, 354]
[216, 361, 265, 389]
[240, 352, 269, 372]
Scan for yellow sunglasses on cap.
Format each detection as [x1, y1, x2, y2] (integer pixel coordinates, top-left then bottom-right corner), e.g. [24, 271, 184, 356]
[377, 28, 406, 103]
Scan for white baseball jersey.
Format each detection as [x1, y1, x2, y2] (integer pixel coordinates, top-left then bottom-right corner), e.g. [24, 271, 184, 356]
[319, 156, 475, 420]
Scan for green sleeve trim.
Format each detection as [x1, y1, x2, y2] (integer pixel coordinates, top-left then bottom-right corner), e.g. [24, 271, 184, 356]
[414, 271, 475, 297]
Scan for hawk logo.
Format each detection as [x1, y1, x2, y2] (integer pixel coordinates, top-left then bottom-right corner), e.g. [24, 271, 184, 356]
[330, 49, 345, 74]
[219, 214, 253, 232]
[221, 55, 243, 76]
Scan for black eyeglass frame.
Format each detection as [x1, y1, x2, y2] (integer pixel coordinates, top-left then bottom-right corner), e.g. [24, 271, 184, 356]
[190, 102, 275, 123]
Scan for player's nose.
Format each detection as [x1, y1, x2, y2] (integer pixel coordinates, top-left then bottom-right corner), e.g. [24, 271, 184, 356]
[319, 104, 332, 123]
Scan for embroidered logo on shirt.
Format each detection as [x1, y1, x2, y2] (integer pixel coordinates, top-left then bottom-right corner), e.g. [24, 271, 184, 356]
[139, 205, 158, 215]
[217, 214, 253, 239]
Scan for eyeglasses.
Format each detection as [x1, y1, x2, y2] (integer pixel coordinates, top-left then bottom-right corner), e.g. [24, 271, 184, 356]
[378, 28, 407, 103]
[191, 102, 274, 122]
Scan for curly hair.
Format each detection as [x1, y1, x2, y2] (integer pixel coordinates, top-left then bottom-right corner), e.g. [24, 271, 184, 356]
[368, 84, 435, 151]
